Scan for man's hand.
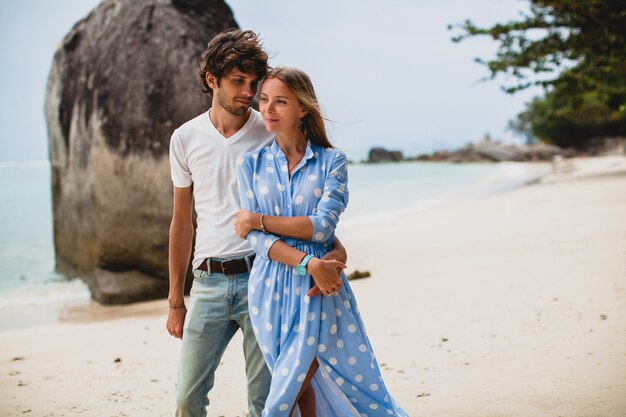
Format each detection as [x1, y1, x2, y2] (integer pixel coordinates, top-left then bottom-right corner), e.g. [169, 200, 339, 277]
[166, 307, 187, 339]
[322, 236, 348, 274]
[235, 209, 259, 239]
[308, 284, 323, 297]
[308, 237, 348, 297]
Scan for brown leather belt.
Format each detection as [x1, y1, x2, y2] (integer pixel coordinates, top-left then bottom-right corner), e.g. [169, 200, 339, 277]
[197, 255, 255, 276]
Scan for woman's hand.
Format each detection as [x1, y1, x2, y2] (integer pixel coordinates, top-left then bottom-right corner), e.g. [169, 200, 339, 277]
[235, 209, 260, 239]
[306, 258, 346, 297]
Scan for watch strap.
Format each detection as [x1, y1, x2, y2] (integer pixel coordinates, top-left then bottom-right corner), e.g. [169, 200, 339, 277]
[297, 254, 314, 275]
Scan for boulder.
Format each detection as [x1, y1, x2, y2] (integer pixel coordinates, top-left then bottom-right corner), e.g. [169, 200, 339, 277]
[446, 145, 493, 163]
[368, 147, 404, 163]
[585, 136, 626, 156]
[429, 150, 452, 162]
[521, 143, 566, 160]
[45, 0, 237, 304]
[471, 142, 526, 162]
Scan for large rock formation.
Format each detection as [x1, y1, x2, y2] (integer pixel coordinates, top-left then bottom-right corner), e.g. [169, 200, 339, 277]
[45, 0, 237, 304]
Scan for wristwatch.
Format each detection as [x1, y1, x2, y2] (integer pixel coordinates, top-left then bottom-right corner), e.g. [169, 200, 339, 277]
[296, 254, 314, 275]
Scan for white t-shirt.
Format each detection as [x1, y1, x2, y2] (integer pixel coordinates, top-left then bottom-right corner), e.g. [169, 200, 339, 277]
[169, 109, 274, 269]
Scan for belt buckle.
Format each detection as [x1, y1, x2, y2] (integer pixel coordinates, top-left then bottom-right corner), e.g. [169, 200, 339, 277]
[221, 259, 237, 275]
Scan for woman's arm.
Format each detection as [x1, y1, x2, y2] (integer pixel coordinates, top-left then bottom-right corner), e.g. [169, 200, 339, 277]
[236, 211, 313, 240]
[267, 240, 345, 296]
[236, 150, 349, 242]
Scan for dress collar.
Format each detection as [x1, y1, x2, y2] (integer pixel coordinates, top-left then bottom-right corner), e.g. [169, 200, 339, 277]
[269, 139, 316, 163]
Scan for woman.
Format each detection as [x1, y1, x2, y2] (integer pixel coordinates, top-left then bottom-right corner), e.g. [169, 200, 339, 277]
[235, 67, 408, 417]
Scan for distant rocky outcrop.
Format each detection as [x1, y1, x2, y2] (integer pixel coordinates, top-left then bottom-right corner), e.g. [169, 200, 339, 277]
[368, 147, 403, 163]
[368, 140, 575, 164]
[441, 141, 568, 162]
[45, 0, 237, 304]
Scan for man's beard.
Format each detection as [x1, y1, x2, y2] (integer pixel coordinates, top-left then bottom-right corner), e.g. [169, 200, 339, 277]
[216, 90, 249, 116]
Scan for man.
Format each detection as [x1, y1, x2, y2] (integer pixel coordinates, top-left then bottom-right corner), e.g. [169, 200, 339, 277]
[166, 29, 346, 417]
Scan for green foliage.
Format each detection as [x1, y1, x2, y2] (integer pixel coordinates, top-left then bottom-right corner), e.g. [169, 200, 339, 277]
[451, 0, 626, 148]
[513, 82, 625, 148]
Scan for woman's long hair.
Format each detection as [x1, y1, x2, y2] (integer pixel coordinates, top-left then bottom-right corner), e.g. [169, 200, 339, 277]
[264, 67, 333, 148]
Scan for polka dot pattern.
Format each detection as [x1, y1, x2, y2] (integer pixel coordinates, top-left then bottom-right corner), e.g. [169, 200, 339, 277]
[237, 142, 407, 416]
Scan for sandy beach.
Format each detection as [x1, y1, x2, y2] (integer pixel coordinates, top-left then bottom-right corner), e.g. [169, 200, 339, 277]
[2, 156, 625, 417]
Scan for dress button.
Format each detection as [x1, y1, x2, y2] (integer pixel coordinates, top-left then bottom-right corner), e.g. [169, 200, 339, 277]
[287, 204, 292, 208]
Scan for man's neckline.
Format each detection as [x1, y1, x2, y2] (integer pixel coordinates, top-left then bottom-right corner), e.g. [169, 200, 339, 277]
[206, 108, 254, 143]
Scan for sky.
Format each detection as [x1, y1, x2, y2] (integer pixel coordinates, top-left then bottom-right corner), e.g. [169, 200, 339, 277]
[0, 0, 542, 162]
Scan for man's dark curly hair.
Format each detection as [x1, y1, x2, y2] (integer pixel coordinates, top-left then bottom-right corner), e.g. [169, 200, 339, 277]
[198, 29, 269, 94]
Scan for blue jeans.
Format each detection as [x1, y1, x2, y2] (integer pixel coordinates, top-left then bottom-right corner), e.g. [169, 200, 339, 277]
[175, 268, 271, 417]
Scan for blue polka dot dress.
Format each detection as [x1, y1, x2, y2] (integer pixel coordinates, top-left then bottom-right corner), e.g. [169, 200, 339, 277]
[236, 140, 409, 417]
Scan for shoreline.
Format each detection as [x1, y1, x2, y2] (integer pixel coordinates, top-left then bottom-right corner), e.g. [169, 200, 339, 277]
[0, 159, 548, 330]
[343, 160, 551, 231]
[0, 157, 621, 329]
[1, 155, 625, 416]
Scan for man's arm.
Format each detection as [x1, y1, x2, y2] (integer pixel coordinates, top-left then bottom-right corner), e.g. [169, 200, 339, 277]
[166, 186, 194, 339]
[324, 236, 347, 264]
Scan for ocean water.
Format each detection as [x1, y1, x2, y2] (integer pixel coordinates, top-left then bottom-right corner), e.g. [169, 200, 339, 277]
[0, 161, 91, 308]
[0, 159, 546, 309]
[342, 161, 544, 229]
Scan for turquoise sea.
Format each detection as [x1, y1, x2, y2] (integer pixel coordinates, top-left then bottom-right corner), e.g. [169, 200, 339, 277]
[0, 159, 546, 309]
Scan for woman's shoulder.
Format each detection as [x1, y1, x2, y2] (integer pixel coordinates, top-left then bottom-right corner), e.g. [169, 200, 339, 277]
[240, 144, 272, 165]
[310, 142, 346, 162]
